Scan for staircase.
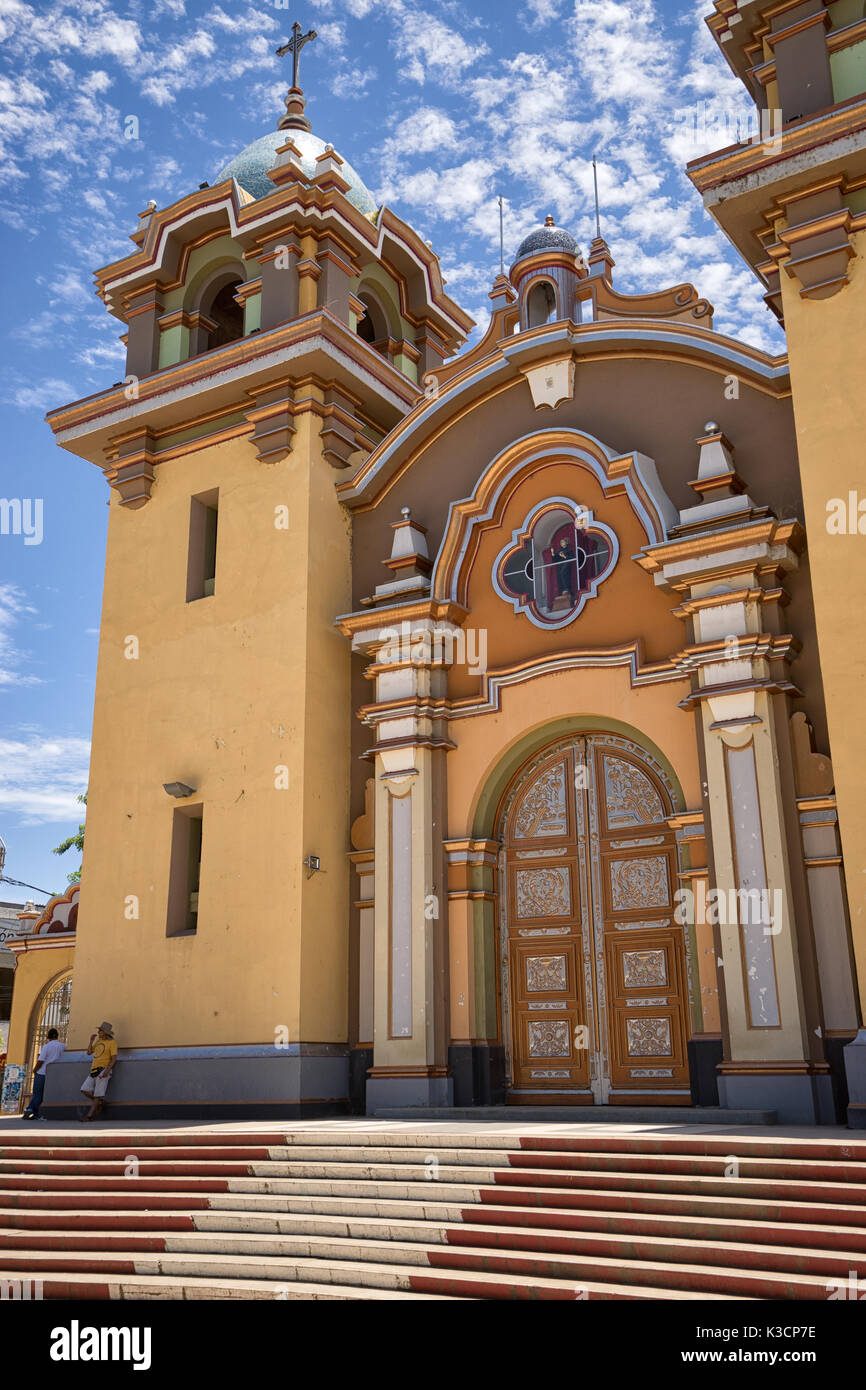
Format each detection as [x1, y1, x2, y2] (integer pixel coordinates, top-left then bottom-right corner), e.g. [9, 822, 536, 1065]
[1, 1125, 865, 1300]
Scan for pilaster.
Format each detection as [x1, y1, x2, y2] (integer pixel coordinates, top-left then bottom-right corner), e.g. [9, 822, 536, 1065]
[125, 285, 164, 380]
[257, 234, 301, 332]
[338, 532, 467, 1112]
[639, 425, 835, 1123]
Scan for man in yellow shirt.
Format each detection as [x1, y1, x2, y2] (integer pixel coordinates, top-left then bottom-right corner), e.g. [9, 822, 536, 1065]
[79, 1022, 118, 1121]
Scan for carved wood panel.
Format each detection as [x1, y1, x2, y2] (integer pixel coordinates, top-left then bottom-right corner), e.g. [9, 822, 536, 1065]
[503, 737, 691, 1105]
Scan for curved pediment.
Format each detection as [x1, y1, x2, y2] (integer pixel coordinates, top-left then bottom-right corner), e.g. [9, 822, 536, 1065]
[336, 319, 790, 511]
[430, 427, 678, 610]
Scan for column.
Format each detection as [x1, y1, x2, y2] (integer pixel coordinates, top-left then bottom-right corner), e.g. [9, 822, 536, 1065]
[639, 426, 835, 1123]
[444, 837, 501, 1105]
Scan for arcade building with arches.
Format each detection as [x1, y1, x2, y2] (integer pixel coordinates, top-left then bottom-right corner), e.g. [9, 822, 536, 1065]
[24, 14, 866, 1127]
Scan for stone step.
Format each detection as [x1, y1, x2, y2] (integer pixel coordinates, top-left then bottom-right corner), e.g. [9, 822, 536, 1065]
[4, 1122, 860, 1302]
[4, 1179, 864, 1227]
[4, 1200, 866, 1251]
[0, 1239, 823, 1298]
[3, 1161, 863, 1203]
[2, 1146, 864, 1182]
[2, 1215, 864, 1281]
[0, 1268, 467, 1300]
[0, 1264, 731, 1301]
[1, 1128, 861, 1159]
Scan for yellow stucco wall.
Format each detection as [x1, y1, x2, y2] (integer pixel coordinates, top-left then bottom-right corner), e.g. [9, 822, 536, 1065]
[69, 413, 352, 1050]
[5, 948, 74, 1067]
[782, 232, 866, 1009]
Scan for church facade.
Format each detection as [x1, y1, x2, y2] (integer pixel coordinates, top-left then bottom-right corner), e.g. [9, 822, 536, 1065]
[39, 11, 865, 1125]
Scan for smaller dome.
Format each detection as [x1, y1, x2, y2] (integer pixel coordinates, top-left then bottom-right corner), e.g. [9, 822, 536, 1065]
[514, 215, 579, 264]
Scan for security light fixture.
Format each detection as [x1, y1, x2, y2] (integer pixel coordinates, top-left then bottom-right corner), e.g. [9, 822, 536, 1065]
[163, 782, 196, 798]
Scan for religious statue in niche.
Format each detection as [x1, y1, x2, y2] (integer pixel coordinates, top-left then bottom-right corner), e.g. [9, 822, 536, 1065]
[494, 499, 618, 629]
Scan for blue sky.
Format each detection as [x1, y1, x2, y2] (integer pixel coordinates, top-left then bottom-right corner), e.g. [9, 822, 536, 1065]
[0, 0, 782, 902]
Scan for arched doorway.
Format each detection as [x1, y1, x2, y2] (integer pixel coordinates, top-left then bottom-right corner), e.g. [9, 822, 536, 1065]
[25, 969, 72, 1103]
[498, 733, 691, 1105]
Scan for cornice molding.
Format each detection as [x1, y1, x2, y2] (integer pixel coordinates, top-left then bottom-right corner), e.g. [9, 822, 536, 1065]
[336, 320, 790, 510]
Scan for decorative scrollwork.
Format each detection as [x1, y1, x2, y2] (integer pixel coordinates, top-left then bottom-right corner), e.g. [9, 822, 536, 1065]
[528, 1020, 571, 1057]
[626, 1017, 672, 1056]
[610, 856, 669, 911]
[525, 954, 568, 992]
[516, 866, 571, 918]
[603, 756, 665, 827]
[622, 949, 667, 988]
[513, 761, 568, 839]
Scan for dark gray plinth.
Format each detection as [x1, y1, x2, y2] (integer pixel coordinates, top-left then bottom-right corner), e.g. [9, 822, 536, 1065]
[717, 1070, 836, 1126]
[41, 1044, 349, 1119]
[448, 1043, 506, 1107]
[365, 1074, 454, 1115]
[844, 1029, 866, 1128]
[349, 1047, 373, 1115]
[688, 1037, 722, 1107]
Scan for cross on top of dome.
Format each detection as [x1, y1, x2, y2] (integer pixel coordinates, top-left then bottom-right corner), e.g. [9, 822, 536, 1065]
[275, 20, 318, 132]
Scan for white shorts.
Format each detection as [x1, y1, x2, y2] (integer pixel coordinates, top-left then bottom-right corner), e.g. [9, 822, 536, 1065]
[81, 1072, 111, 1099]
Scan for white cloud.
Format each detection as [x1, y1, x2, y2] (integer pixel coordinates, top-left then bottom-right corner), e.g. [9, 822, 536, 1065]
[38, 269, 92, 302]
[0, 586, 39, 689]
[385, 106, 459, 158]
[525, 0, 565, 22]
[76, 340, 125, 368]
[391, 7, 489, 84]
[4, 377, 75, 411]
[0, 731, 91, 824]
[384, 157, 497, 220]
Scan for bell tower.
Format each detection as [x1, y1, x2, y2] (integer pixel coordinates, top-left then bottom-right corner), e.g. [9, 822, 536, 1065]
[688, 0, 866, 1127]
[44, 37, 471, 1117]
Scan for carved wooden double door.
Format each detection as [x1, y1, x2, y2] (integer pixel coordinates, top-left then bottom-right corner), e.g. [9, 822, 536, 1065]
[501, 735, 691, 1104]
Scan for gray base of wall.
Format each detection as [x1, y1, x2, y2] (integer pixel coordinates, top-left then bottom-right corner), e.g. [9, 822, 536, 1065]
[40, 1045, 350, 1121]
[718, 1070, 837, 1125]
[844, 1030, 866, 1128]
[364, 1074, 454, 1115]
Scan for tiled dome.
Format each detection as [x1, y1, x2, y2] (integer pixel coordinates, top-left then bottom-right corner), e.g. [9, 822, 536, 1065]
[515, 217, 580, 263]
[216, 128, 378, 217]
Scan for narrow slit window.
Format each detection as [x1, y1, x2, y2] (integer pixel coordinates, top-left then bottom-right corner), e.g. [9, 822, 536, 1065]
[166, 805, 203, 938]
[186, 489, 219, 601]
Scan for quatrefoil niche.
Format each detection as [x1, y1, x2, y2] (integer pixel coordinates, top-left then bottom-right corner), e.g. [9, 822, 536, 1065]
[493, 497, 618, 629]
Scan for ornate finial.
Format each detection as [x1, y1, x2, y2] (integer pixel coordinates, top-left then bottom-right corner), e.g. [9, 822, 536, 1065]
[401, 506, 411, 519]
[275, 21, 318, 132]
[704, 421, 719, 432]
[544, 214, 555, 227]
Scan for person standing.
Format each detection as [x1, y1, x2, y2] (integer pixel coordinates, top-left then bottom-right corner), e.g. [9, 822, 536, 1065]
[79, 1022, 118, 1122]
[24, 1028, 65, 1119]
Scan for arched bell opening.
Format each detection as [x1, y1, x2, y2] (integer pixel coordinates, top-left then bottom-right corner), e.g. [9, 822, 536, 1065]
[205, 278, 244, 349]
[355, 289, 392, 358]
[526, 278, 558, 328]
[184, 263, 247, 358]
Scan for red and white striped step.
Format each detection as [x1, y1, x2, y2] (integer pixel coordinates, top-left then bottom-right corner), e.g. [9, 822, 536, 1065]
[1, 1125, 863, 1301]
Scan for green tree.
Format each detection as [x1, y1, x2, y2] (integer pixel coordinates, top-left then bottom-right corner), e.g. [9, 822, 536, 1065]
[52, 792, 87, 883]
